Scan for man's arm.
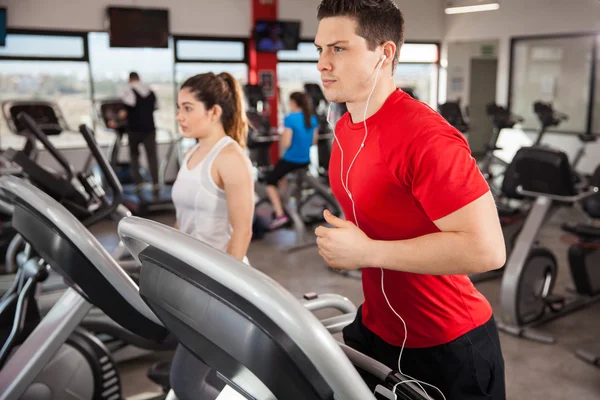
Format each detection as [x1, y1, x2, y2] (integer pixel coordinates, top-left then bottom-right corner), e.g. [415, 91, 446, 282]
[316, 126, 506, 276]
[365, 191, 506, 275]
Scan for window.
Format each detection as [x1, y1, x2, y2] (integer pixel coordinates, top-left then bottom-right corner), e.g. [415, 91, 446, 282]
[0, 33, 85, 58]
[394, 64, 438, 107]
[510, 34, 596, 133]
[278, 42, 319, 62]
[277, 63, 321, 114]
[277, 42, 439, 110]
[175, 63, 248, 88]
[399, 43, 439, 63]
[177, 40, 245, 61]
[0, 32, 91, 148]
[88, 32, 176, 141]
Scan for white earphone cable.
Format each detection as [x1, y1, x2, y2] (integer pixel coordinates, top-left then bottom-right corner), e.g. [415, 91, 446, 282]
[326, 54, 446, 400]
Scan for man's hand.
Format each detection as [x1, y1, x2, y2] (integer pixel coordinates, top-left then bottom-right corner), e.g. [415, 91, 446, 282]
[315, 210, 372, 270]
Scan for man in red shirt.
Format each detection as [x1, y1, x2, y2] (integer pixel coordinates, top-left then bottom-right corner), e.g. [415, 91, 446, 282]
[313, 1, 507, 399]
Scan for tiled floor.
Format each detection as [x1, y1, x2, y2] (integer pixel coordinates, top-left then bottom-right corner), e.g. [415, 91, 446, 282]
[90, 206, 600, 399]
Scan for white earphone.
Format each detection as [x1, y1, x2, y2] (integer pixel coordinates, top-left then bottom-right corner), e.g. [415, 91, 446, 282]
[325, 49, 447, 400]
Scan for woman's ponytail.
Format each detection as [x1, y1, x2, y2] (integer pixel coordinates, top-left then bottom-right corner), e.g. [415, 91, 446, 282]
[218, 72, 248, 148]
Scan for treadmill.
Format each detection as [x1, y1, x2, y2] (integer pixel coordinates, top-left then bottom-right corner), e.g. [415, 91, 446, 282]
[94, 98, 177, 216]
[118, 218, 430, 399]
[0, 173, 430, 400]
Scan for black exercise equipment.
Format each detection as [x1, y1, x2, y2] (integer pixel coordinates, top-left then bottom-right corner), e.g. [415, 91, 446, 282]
[0, 114, 173, 370]
[118, 216, 431, 400]
[0, 175, 174, 400]
[304, 83, 333, 178]
[480, 103, 524, 184]
[497, 145, 600, 344]
[438, 101, 469, 133]
[95, 98, 177, 216]
[532, 101, 569, 146]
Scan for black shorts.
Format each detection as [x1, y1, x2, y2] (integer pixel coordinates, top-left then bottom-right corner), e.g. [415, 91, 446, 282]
[343, 306, 506, 400]
[265, 159, 309, 186]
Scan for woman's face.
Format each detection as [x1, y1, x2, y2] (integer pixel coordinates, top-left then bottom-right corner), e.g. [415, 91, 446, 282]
[176, 88, 214, 139]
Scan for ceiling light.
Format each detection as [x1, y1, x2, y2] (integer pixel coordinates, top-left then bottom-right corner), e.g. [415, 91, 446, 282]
[445, 2, 500, 14]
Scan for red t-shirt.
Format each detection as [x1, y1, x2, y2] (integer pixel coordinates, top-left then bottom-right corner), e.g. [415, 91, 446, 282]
[329, 89, 492, 348]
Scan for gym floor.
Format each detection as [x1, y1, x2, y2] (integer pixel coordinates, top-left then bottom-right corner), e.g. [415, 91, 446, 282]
[90, 206, 600, 400]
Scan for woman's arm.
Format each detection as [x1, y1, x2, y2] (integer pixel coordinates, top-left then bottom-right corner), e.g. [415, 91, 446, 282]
[216, 145, 255, 261]
[280, 128, 292, 154]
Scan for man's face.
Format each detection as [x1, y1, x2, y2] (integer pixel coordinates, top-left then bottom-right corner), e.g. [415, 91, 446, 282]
[315, 16, 382, 104]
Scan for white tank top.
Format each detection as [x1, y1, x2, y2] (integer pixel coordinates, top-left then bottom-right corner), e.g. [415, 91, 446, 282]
[172, 136, 236, 253]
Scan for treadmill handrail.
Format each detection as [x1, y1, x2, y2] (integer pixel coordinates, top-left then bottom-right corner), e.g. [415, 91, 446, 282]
[0, 176, 162, 327]
[78, 124, 124, 226]
[117, 217, 378, 400]
[16, 112, 74, 181]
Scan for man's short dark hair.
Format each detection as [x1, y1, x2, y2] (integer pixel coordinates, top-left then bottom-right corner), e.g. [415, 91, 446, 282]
[317, 0, 405, 69]
[129, 72, 140, 81]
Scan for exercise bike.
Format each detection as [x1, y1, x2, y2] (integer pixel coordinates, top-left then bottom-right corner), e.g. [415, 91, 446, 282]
[559, 166, 600, 367]
[497, 144, 600, 344]
[247, 84, 342, 251]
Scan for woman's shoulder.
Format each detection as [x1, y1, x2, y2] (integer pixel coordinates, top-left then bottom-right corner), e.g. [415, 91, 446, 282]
[216, 140, 251, 166]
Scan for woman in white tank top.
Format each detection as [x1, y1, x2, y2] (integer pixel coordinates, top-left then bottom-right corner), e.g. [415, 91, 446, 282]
[171, 72, 254, 263]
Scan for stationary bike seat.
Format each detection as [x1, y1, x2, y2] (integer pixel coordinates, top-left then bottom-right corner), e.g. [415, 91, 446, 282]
[561, 222, 600, 239]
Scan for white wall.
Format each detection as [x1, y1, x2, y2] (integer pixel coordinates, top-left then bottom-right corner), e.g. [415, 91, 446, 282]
[444, 0, 600, 106]
[1, 0, 446, 42]
[279, 0, 446, 41]
[446, 40, 498, 105]
[0, 0, 251, 37]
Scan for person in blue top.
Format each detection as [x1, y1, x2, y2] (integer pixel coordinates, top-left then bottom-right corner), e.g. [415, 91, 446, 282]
[266, 92, 319, 230]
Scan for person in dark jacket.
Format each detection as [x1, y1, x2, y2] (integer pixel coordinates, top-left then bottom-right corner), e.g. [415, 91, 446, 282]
[119, 71, 159, 194]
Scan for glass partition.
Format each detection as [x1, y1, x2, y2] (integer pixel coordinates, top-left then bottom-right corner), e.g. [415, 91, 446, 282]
[510, 34, 596, 133]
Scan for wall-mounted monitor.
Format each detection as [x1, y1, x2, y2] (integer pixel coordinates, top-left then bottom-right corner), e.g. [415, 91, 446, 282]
[107, 6, 169, 48]
[254, 20, 301, 53]
[0, 8, 7, 47]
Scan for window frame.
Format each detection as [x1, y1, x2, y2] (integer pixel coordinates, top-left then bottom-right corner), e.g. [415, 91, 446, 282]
[276, 39, 441, 107]
[276, 39, 441, 65]
[173, 35, 249, 64]
[0, 28, 90, 62]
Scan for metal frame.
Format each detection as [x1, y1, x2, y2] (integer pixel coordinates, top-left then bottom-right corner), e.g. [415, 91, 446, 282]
[507, 31, 600, 136]
[0, 288, 93, 400]
[498, 186, 600, 344]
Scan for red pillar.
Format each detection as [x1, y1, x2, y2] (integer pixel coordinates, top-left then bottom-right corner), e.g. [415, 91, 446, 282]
[250, 0, 279, 162]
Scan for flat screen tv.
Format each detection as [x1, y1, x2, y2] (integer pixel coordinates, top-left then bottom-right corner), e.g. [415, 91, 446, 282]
[107, 6, 169, 48]
[254, 20, 301, 52]
[0, 8, 7, 47]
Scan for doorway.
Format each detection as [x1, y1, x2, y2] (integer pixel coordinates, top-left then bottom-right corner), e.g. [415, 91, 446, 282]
[468, 58, 498, 155]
